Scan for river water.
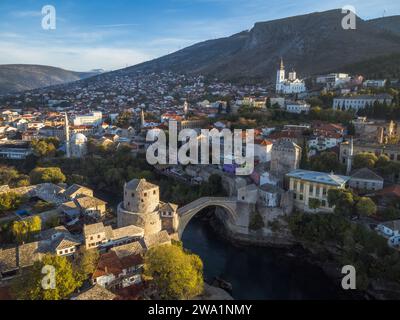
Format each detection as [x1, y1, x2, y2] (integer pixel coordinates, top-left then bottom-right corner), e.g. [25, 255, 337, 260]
[182, 213, 349, 300]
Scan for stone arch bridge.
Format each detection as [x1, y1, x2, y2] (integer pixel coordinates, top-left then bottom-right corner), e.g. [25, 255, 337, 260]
[177, 197, 238, 237]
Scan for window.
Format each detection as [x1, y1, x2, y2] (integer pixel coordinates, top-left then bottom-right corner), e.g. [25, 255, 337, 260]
[153, 190, 156, 195]
[299, 194, 303, 201]
[309, 184, 314, 193]
[144, 192, 147, 197]
[322, 200, 326, 207]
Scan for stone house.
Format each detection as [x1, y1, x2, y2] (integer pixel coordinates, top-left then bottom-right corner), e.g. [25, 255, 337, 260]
[91, 250, 144, 290]
[83, 222, 144, 250]
[75, 196, 107, 220]
[64, 184, 94, 200]
[349, 168, 384, 192]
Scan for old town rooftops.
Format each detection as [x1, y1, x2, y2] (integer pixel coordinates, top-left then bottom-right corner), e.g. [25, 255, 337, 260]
[73, 284, 116, 300]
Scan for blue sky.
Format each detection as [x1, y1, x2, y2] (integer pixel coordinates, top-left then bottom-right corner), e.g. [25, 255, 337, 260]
[0, 0, 399, 71]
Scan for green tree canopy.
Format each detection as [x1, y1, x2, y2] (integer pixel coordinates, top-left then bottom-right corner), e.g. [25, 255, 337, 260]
[0, 192, 23, 214]
[30, 167, 66, 184]
[310, 152, 342, 173]
[144, 244, 204, 300]
[74, 247, 100, 281]
[0, 166, 30, 187]
[356, 197, 377, 217]
[31, 139, 58, 158]
[328, 189, 355, 216]
[12, 216, 42, 244]
[353, 153, 378, 170]
[12, 254, 82, 300]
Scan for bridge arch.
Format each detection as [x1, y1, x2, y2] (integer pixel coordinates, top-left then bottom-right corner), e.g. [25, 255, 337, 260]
[177, 197, 237, 238]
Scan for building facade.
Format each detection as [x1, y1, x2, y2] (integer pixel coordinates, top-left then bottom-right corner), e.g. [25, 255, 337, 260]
[287, 169, 350, 213]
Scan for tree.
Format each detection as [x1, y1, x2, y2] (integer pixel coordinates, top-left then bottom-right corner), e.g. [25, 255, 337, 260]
[217, 103, 223, 114]
[226, 100, 232, 114]
[308, 198, 321, 212]
[328, 189, 355, 216]
[31, 139, 57, 158]
[249, 212, 265, 230]
[12, 254, 82, 300]
[265, 97, 272, 109]
[30, 167, 66, 184]
[375, 155, 391, 169]
[300, 140, 310, 169]
[144, 244, 204, 300]
[353, 153, 378, 170]
[356, 197, 377, 217]
[0, 192, 23, 213]
[0, 166, 29, 187]
[12, 216, 42, 243]
[74, 247, 100, 280]
[310, 152, 342, 173]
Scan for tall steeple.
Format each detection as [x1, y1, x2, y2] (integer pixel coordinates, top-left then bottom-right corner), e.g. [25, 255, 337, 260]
[276, 57, 286, 93]
[64, 112, 71, 158]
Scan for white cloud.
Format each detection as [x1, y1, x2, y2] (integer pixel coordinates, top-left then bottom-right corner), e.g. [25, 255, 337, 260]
[10, 10, 42, 18]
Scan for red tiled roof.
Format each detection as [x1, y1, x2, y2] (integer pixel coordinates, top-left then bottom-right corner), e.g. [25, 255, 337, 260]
[375, 185, 400, 198]
[92, 251, 123, 279]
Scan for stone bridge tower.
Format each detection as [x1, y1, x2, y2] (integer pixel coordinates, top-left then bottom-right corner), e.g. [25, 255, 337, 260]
[117, 179, 162, 235]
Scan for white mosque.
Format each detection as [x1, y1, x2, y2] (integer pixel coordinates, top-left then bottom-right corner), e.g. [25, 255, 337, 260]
[64, 113, 87, 159]
[275, 58, 306, 94]
[70, 133, 88, 158]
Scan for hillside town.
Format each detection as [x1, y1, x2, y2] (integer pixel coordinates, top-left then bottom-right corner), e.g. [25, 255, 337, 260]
[0, 58, 399, 300]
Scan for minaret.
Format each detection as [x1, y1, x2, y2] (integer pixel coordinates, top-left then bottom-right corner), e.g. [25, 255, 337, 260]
[346, 137, 354, 175]
[141, 109, 145, 128]
[64, 112, 71, 158]
[183, 100, 189, 116]
[276, 57, 285, 93]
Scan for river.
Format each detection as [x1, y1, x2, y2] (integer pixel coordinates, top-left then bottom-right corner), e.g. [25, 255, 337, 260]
[181, 211, 350, 300]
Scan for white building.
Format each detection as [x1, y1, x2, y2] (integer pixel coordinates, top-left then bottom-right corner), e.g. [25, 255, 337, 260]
[70, 133, 88, 158]
[316, 73, 351, 88]
[285, 101, 310, 114]
[332, 94, 393, 112]
[363, 80, 387, 88]
[73, 111, 103, 126]
[276, 59, 306, 94]
[308, 133, 343, 151]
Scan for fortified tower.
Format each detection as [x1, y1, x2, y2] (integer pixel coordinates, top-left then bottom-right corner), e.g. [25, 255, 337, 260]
[117, 179, 179, 235]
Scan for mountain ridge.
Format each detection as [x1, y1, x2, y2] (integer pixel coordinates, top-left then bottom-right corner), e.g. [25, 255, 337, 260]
[118, 9, 400, 84]
[0, 64, 100, 95]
